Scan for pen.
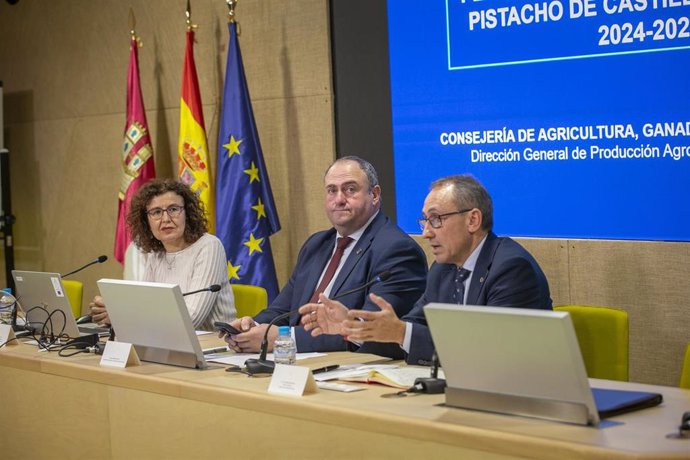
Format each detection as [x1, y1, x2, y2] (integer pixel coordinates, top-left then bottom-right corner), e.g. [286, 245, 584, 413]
[312, 364, 340, 374]
[203, 346, 229, 355]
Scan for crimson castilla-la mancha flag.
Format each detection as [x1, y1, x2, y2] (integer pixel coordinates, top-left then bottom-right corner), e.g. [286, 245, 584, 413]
[115, 34, 155, 265]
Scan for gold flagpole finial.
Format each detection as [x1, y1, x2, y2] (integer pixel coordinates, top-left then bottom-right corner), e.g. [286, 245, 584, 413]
[186, 0, 192, 28]
[128, 7, 136, 37]
[128, 8, 143, 48]
[226, 0, 238, 22]
[185, 0, 198, 31]
[227, 0, 240, 34]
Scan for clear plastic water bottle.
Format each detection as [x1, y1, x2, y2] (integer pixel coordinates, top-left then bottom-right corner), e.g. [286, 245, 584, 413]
[0, 288, 16, 324]
[273, 326, 296, 365]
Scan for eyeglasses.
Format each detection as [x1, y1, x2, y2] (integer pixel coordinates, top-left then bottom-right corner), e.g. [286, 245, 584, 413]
[417, 208, 473, 231]
[146, 205, 185, 220]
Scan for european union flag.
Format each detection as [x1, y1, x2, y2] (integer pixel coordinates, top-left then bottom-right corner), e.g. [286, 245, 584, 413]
[216, 22, 281, 301]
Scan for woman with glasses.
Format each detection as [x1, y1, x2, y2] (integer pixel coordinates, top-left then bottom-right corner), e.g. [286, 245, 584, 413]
[89, 179, 235, 331]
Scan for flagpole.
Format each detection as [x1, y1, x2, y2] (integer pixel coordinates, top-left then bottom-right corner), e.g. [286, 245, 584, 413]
[226, 0, 240, 34]
[216, 4, 281, 300]
[178, 0, 214, 232]
[128, 8, 142, 48]
[185, 0, 193, 31]
[129, 8, 135, 36]
[116, 7, 155, 268]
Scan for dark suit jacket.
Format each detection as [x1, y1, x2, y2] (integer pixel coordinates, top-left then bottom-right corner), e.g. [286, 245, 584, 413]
[254, 211, 428, 353]
[362, 232, 552, 364]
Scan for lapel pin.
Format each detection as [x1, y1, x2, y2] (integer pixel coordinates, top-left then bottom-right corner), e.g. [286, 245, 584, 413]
[480, 277, 485, 283]
[356, 248, 363, 255]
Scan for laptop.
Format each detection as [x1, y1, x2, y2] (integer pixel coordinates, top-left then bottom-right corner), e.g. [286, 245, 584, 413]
[96, 278, 207, 369]
[11, 270, 109, 339]
[424, 304, 662, 426]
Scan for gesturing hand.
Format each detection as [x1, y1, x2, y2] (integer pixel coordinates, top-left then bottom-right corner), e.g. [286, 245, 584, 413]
[298, 294, 349, 337]
[342, 293, 406, 345]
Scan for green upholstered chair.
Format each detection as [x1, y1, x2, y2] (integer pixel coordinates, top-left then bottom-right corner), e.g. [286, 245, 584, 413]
[62, 279, 84, 318]
[680, 343, 690, 389]
[554, 305, 629, 381]
[230, 284, 268, 319]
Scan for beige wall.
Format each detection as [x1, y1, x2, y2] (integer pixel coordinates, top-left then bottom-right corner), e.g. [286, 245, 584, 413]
[1, 1, 687, 387]
[0, 1, 334, 308]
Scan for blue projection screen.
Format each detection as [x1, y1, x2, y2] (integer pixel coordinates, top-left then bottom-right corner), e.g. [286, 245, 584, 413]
[388, 0, 690, 241]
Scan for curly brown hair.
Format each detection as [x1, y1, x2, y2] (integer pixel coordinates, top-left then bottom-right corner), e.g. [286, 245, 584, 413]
[126, 178, 208, 253]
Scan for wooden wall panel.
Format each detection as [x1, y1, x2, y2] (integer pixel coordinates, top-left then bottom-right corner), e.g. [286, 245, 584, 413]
[515, 238, 570, 307]
[568, 240, 690, 386]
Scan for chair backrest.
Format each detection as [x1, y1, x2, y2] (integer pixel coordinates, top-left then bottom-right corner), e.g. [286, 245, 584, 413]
[230, 284, 268, 318]
[554, 305, 629, 381]
[62, 279, 83, 318]
[680, 343, 690, 389]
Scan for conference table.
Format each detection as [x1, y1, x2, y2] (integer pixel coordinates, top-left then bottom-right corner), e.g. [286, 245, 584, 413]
[0, 335, 688, 460]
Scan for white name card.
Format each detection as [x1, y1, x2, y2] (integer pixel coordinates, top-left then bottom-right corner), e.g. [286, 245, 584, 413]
[268, 364, 318, 397]
[99, 341, 141, 368]
[0, 324, 18, 347]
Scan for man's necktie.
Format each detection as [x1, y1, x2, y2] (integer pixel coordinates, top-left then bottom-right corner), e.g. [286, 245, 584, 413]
[453, 267, 471, 305]
[309, 236, 353, 303]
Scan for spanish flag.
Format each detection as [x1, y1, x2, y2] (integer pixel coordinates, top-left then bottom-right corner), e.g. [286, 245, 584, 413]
[178, 28, 214, 232]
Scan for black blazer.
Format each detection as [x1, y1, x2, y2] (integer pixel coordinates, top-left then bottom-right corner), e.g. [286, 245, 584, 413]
[362, 232, 552, 364]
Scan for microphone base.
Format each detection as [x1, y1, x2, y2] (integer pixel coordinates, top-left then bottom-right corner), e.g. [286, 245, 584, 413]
[65, 333, 100, 349]
[12, 324, 33, 336]
[244, 358, 276, 375]
[413, 377, 447, 394]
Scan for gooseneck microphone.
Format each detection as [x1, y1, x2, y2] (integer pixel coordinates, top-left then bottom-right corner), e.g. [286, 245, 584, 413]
[183, 284, 221, 296]
[244, 310, 294, 375]
[61, 255, 108, 278]
[244, 272, 391, 375]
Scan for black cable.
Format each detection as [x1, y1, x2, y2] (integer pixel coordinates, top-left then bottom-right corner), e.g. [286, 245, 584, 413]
[42, 308, 67, 341]
[384, 378, 447, 398]
[0, 336, 19, 348]
[224, 366, 253, 376]
[57, 345, 90, 357]
[5, 303, 59, 351]
[9, 305, 95, 353]
[23, 305, 68, 351]
[23, 305, 55, 350]
[402, 382, 427, 395]
[57, 343, 97, 357]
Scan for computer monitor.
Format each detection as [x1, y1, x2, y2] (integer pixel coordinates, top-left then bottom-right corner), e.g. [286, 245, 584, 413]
[96, 279, 207, 369]
[424, 303, 600, 425]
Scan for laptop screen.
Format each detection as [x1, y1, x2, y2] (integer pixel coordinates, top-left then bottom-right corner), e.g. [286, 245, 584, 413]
[424, 303, 599, 425]
[12, 270, 80, 338]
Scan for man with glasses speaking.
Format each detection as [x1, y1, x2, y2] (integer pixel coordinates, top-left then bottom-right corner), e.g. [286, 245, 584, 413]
[300, 174, 552, 365]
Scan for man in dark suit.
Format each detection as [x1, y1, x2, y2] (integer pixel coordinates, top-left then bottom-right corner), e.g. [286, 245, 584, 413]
[301, 174, 551, 364]
[223, 156, 427, 353]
